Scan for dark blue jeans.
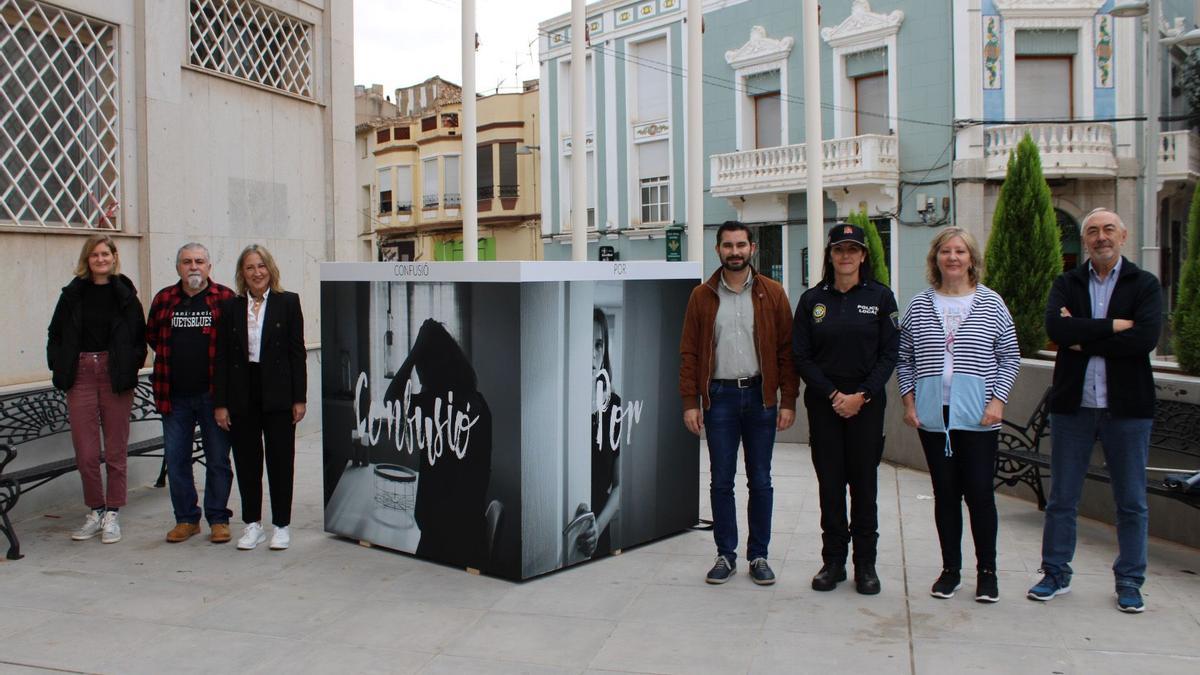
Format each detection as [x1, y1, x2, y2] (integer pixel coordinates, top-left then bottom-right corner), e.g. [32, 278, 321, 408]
[163, 393, 233, 525]
[704, 381, 777, 563]
[1042, 409, 1151, 589]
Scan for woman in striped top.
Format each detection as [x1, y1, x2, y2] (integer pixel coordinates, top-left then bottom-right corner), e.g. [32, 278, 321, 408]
[897, 227, 1020, 604]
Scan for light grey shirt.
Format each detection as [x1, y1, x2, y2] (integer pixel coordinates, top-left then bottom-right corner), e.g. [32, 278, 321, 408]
[712, 271, 759, 379]
[1082, 257, 1122, 408]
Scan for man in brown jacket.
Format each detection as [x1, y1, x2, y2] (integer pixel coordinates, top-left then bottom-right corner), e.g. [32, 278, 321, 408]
[680, 221, 798, 585]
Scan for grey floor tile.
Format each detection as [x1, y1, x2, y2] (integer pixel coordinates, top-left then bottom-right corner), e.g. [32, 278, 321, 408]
[443, 611, 614, 668]
[422, 654, 580, 674]
[182, 583, 358, 639]
[590, 621, 758, 675]
[314, 598, 484, 652]
[750, 630, 910, 675]
[1067, 649, 1200, 674]
[913, 639, 1074, 675]
[250, 640, 433, 674]
[619, 582, 772, 628]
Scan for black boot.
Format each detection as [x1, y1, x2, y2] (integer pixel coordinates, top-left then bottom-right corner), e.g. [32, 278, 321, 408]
[811, 562, 847, 591]
[855, 564, 881, 595]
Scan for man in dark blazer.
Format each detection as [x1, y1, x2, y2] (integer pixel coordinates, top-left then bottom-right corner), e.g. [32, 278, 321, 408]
[1029, 208, 1162, 613]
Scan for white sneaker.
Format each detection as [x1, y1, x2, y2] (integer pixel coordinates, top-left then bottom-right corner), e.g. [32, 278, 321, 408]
[100, 511, 121, 544]
[269, 526, 290, 551]
[71, 510, 104, 541]
[237, 522, 266, 550]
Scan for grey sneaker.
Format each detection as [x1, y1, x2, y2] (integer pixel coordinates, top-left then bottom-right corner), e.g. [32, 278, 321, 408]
[749, 558, 776, 586]
[705, 555, 736, 584]
[100, 511, 121, 544]
[71, 510, 104, 541]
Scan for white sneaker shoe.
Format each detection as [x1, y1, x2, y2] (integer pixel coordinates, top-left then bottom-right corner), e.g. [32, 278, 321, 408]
[100, 511, 121, 544]
[269, 526, 290, 551]
[72, 510, 104, 541]
[237, 522, 266, 550]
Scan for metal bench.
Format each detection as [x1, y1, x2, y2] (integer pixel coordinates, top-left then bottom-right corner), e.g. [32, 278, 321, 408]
[0, 378, 202, 560]
[993, 386, 1200, 511]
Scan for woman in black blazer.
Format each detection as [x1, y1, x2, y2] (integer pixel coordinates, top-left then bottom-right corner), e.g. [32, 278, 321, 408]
[214, 244, 306, 551]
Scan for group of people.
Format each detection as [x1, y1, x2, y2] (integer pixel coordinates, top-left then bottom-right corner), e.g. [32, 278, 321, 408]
[681, 208, 1160, 614]
[47, 237, 307, 552]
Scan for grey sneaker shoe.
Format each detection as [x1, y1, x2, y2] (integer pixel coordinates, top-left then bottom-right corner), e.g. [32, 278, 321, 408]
[100, 511, 121, 544]
[749, 558, 776, 586]
[705, 554, 736, 584]
[72, 510, 104, 541]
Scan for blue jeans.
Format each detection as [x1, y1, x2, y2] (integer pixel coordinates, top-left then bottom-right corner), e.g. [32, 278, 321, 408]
[1041, 409, 1152, 589]
[704, 381, 777, 563]
[163, 393, 233, 525]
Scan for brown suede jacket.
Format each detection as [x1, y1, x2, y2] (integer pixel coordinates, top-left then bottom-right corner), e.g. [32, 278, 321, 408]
[679, 266, 798, 412]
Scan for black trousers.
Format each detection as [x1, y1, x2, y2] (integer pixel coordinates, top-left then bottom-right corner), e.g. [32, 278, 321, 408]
[805, 388, 886, 566]
[917, 416, 998, 572]
[231, 364, 296, 527]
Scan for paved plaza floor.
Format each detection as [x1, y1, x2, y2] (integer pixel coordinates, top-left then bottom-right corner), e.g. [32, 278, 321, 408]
[1, 431, 1198, 674]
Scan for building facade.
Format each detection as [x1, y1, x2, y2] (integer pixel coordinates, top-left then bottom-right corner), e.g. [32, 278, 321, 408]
[538, 0, 693, 261]
[356, 77, 543, 261]
[0, 0, 356, 387]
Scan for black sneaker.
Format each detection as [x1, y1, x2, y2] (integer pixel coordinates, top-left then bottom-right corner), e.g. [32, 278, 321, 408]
[705, 554, 736, 584]
[749, 557, 776, 585]
[930, 569, 962, 599]
[811, 562, 847, 591]
[855, 564, 881, 595]
[975, 570, 999, 603]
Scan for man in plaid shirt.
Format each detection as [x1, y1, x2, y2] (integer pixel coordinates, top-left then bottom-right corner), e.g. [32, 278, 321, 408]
[146, 243, 236, 545]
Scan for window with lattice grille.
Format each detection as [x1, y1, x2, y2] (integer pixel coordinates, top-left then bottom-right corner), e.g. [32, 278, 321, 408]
[1, 0, 120, 229]
[188, 0, 314, 98]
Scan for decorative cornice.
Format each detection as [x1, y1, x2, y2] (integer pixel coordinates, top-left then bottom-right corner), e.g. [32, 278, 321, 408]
[725, 26, 795, 70]
[820, 0, 903, 49]
[994, 0, 1105, 20]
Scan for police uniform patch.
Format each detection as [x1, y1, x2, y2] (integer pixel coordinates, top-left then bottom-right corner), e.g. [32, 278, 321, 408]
[889, 311, 900, 329]
[813, 303, 827, 323]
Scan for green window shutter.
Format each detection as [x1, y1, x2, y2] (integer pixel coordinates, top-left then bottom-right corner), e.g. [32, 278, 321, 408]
[1015, 30, 1078, 56]
[481, 237, 496, 261]
[845, 48, 887, 78]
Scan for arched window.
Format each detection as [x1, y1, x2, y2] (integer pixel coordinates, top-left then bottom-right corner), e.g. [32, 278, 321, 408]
[1057, 209, 1081, 271]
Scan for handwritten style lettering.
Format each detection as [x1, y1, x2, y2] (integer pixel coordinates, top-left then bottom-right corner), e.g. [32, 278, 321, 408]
[353, 372, 481, 466]
[594, 368, 644, 449]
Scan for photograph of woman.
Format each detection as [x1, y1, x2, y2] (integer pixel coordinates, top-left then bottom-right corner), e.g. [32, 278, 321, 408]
[214, 244, 307, 552]
[47, 234, 147, 544]
[572, 307, 622, 559]
[793, 224, 898, 595]
[897, 227, 1020, 603]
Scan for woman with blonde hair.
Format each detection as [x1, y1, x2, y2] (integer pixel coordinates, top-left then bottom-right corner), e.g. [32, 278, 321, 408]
[47, 234, 147, 543]
[214, 244, 306, 551]
[896, 227, 1019, 603]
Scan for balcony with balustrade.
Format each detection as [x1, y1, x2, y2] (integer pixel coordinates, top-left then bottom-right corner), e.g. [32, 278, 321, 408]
[1157, 129, 1200, 185]
[709, 134, 900, 201]
[983, 123, 1117, 179]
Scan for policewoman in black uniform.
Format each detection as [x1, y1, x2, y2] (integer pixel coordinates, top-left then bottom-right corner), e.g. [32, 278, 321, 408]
[793, 223, 899, 595]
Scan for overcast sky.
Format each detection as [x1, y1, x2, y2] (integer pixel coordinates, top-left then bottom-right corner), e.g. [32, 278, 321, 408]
[354, 0, 571, 98]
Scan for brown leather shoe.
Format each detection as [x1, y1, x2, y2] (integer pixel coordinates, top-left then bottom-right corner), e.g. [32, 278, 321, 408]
[166, 522, 201, 543]
[210, 523, 232, 544]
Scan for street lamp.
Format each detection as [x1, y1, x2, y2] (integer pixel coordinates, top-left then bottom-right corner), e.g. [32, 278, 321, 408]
[1109, 1, 1148, 18]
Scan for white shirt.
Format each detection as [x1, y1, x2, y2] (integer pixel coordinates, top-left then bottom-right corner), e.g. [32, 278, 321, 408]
[933, 291, 975, 405]
[247, 289, 269, 363]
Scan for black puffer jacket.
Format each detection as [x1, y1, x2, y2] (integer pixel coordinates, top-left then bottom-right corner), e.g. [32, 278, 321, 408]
[47, 274, 147, 393]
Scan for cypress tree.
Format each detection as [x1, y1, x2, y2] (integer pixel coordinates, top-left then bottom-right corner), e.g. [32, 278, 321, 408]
[1174, 182, 1200, 374]
[848, 209, 890, 286]
[983, 134, 1062, 356]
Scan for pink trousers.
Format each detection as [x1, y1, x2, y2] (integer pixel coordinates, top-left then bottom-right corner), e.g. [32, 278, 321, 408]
[66, 352, 133, 508]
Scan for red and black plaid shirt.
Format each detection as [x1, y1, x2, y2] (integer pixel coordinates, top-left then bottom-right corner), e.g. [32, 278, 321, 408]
[146, 279, 235, 414]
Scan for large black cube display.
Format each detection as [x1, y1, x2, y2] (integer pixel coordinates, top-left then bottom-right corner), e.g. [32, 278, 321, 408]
[320, 262, 701, 580]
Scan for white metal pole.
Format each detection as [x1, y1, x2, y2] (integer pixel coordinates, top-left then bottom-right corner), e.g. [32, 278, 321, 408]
[1142, 0, 1161, 280]
[686, 0, 703, 262]
[462, 0, 478, 260]
[803, 0, 824, 286]
[570, 0, 588, 261]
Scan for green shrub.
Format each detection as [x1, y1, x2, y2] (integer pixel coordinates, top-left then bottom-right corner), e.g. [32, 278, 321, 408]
[1174, 182, 1200, 373]
[848, 209, 890, 287]
[983, 134, 1062, 356]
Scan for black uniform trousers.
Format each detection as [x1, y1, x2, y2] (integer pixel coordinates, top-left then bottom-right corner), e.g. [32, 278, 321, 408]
[805, 387, 886, 565]
[231, 363, 295, 527]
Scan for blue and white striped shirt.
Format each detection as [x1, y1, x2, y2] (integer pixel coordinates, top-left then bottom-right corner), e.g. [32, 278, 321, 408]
[897, 284, 1021, 431]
